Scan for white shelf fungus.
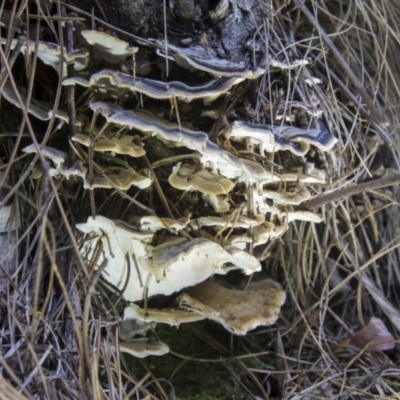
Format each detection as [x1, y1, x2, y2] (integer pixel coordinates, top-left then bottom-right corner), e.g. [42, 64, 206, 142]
[157, 43, 265, 79]
[64, 69, 244, 104]
[77, 216, 261, 302]
[81, 30, 138, 64]
[1, 37, 89, 77]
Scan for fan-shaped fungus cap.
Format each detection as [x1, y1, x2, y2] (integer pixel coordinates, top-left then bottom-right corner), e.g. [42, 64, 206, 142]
[252, 221, 285, 246]
[200, 141, 245, 179]
[81, 30, 138, 64]
[178, 279, 286, 335]
[226, 236, 254, 250]
[61, 160, 88, 180]
[83, 168, 152, 190]
[77, 216, 154, 301]
[168, 163, 234, 195]
[157, 43, 265, 79]
[203, 193, 230, 213]
[112, 339, 169, 358]
[138, 237, 260, 293]
[23, 144, 71, 178]
[139, 237, 231, 273]
[23, 144, 66, 168]
[77, 216, 153, 241]
[124, 303, 207, 327]
[2, 83, 69, 128]
[78, 217, 259, 302]
[2, 37, 89, 77]
[65, 69, 244, 104]
[130, 215, 190, 233]
[90, 102, 208, 152]
[225, 121, 310, 156]
[239, 158, 281, 193]
[119, 308, 154, 340]
[263, 187, 311, 205]
[72, 133, 146, 158]
[278, 209, 323, 223]
[224, 246, 261, 274]
[23, 144, 88, 180]
[272, 120, 338, 152]
[128, 75, 244, 104]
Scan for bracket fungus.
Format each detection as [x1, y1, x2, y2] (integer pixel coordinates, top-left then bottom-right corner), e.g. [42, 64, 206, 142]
[111, 339, 170, 358]
[204, 194, 231, 213]
[278, 209, 323, 223]
[90, 102, 208, 152]
[124, 303, 208, 327]
[81, 30, 138, 64]
[121, 278, 285, 336]
[225, 121, 310, 156]
[130, 215, 190, 233]
[2, 37, 89, 77]
[77, 217, 260, 302]
[157, 43, 265, 79]
[178, 279, 286, 335]
[2, 83, 69, 128]
[5, 15, 342, 354]
[23, 144, 88, 181]
[226, 120, 338, 155]
[82, 167, 152, 190]
[251, 222, 287, 247]
[64, 69, 244, 104]
[262, 186, 311, 205]
[168, 163, 234, 195]
[23, 145, 67, 175]
[71, 133, 146, 158]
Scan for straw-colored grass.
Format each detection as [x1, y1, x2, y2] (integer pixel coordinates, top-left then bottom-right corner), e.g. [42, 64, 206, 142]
[0, 0, 399, 398]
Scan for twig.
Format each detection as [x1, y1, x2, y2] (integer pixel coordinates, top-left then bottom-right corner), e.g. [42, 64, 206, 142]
[299, 173, 400, 210]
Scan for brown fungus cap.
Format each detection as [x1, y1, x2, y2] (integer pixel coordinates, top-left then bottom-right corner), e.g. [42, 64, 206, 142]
[178, 279, 286, 335]
[72, 133, 145, 158]
[82, 168, 152, 190]
[168, 163, 234, 195]
[203, 193, 231, 213]
[124, 303, 207, 327]
[111, 339, 169, 358]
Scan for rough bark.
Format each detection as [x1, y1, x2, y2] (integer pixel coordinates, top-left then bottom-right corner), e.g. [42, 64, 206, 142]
[71, 0, 265, 63]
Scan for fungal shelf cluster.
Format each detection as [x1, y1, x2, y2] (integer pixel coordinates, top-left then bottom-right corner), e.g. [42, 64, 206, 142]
[2, 27, 338, 357]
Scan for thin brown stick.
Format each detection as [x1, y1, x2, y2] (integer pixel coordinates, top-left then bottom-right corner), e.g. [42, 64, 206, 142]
[299, 173, 400, 210]
[294, 0, 392, 145]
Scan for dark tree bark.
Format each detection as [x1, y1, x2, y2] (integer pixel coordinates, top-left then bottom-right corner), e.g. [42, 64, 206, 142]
[71, 0, 266, 64]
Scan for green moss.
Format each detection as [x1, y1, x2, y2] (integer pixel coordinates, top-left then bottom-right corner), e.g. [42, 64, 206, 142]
[127, 321, 250, 399]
